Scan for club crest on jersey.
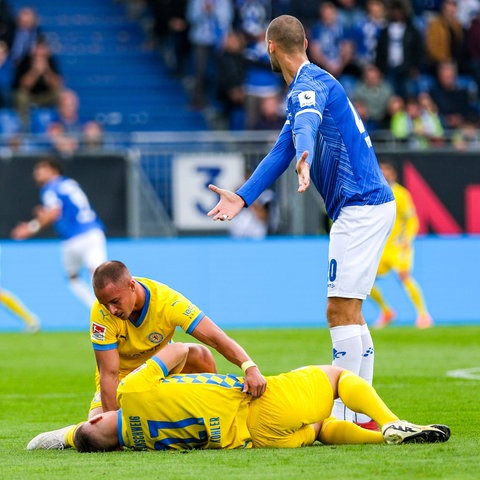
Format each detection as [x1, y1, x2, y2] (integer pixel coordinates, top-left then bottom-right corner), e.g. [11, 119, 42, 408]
[92, 322, 107, 341]
[148, 332, 164, 344]
[298, 90, 315, 107]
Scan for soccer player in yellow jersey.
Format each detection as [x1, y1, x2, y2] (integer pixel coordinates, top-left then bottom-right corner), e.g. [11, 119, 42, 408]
[372, 161, 433, 329]
[26, 342, 450, 451]
[88, 260, 266, 421]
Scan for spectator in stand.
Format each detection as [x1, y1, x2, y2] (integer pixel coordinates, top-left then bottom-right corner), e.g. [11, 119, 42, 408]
[233, 0, 272, 43]
[46, 122, 78, 157]
[52, 89, 84, 133]
[0, 39, 13, 107]
[375, 0, 424, 99]
[148, 0, 190, 77]
[243, 27, 283, 129]
[253, 93, 285, 130]
[309, 1, 360, 79]
[467, 8, 480, 89]
[9, 7, 41, 66]
[352, 63, 393, 129]
[425, 0, 467, 74]
[335, 0, 365, 31]
[353, 0, 387, 68]
[80, 120, 104, 152]
[452, 119, 480, 150]
[417, 91, 444, 145]
[12, 37, 63, 127]
[387, 94, 410, 143]
[186, 0, 234, 109]
[229, 170, 280, 239]
[216, 29, 247, 130]
[429, 60, 479, 129]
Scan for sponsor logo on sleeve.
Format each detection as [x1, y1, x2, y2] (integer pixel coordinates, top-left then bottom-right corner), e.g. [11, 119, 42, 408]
[92, 322, 107, 341]
[298, 91, 315, 107]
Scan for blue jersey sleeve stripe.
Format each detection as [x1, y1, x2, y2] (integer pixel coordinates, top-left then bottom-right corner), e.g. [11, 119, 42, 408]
[151, 356, 169, 376]
[295, 108, 322, 121]
[185, 312, 206, 334]
[117, 409, 124, 446]
[92, 342, 118, 351]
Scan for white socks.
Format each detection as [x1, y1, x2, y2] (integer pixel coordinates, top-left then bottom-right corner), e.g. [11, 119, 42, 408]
[330, 324, 375, 423]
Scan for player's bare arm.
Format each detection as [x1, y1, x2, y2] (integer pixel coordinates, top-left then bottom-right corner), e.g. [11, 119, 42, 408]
[207, 184, 245, 221]
[95, 349, 121, 413]
[296, 151, 310, 193]
[191, 316, 267, 398]
[10, 206, 61, 240]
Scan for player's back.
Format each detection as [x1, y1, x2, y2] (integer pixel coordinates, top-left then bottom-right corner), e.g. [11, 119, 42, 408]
[118, 367, 252, 451]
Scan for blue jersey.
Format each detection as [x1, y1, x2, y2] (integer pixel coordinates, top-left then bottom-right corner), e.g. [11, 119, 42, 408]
[40, 176, 104, 239]
[236, 62, 393, 220]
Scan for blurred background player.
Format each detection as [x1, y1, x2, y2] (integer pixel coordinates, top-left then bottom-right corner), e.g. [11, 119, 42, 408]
[371, 159, 433, 329]
[0, 245, 40, 332]
[10, 158, 107, 308]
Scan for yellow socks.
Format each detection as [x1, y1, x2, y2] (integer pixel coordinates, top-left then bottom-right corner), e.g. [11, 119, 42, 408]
[319, 371, 400, 444]
[403, 277, 427, 315]
[319, 416, 384, 444]
[0, 289, 40, 330]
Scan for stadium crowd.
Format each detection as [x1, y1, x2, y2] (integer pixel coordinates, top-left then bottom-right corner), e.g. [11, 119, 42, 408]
[0, 0, 480, 151]
[138, 0, 480, 147]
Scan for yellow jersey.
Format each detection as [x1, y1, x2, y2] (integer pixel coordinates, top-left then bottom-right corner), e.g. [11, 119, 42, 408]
[378, 182, 419, 275]
[90, 277, 204, 380]
[118, 358, 252, 450]
[117, 361, 333, 450]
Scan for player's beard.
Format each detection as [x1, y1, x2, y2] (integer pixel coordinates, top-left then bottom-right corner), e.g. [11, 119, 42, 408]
[269, 54, 281, 73]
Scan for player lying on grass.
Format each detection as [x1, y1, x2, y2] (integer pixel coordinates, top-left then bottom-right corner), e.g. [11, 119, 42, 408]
[27, 343, 450, 451]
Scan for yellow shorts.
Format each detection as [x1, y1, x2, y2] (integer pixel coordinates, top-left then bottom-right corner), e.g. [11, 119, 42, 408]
[377, 244, 413, 276]
[247, 366, 333, 448]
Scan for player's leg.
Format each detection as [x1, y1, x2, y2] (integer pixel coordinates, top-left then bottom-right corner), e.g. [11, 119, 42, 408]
[399, 271, 433, 328]
[327, 202, 394, 423]
[0, 288, 40, 332]
[318, 367, 450, 445]
[181, 343, 217, 373]
[370, 284, 396, 328]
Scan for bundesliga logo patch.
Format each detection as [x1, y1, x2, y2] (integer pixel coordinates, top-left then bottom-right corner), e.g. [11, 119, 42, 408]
[92, 322, 107, 341]
[298, 90, 315, 107]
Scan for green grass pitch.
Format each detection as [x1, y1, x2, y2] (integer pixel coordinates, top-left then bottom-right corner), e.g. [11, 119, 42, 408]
[1, 326, 479, 480]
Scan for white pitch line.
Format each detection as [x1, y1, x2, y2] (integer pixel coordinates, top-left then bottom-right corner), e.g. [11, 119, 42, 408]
[446, 367, 480, 380]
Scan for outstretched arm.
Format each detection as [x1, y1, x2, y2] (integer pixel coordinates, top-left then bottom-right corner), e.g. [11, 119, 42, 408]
[207, 185, 245, 222]
[10, 205, 60, 240]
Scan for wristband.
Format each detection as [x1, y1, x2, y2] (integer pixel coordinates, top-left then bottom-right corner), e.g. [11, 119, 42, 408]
[241, 360, 257, 373]
[28, 219, 41, 233]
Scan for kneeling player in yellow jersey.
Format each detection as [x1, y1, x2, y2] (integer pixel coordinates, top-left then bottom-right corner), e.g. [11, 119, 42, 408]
[27, 343, 450, 452]
[371, 160, 433, 329]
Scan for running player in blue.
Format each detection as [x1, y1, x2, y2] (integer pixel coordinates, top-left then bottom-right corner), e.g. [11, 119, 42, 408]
[208, 15, 395, 429]
[11, 158, 107, 308]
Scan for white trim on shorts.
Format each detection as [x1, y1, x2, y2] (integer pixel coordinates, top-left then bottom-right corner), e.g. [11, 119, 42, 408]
[327, 201, 396, 300]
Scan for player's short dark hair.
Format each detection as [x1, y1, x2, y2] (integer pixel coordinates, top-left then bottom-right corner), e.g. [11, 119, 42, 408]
[35, 157, 63, 175]
[74, 423, 116, 453]
[93, 260, 130, 290]
[267, 15, 305, 53]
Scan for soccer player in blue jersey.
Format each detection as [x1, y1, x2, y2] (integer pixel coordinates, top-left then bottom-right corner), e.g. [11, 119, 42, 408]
[10, 158, 107, 308]
[208, 15, 395, 429]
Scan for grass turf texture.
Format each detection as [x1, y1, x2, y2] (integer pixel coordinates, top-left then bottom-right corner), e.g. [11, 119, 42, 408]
[1, 326, 479, 480]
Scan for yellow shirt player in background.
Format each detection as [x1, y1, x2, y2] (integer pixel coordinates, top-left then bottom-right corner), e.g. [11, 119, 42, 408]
[372, 160, 433, 329]
[26, 342, 450, 451]
[0, 245, 40, 333]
